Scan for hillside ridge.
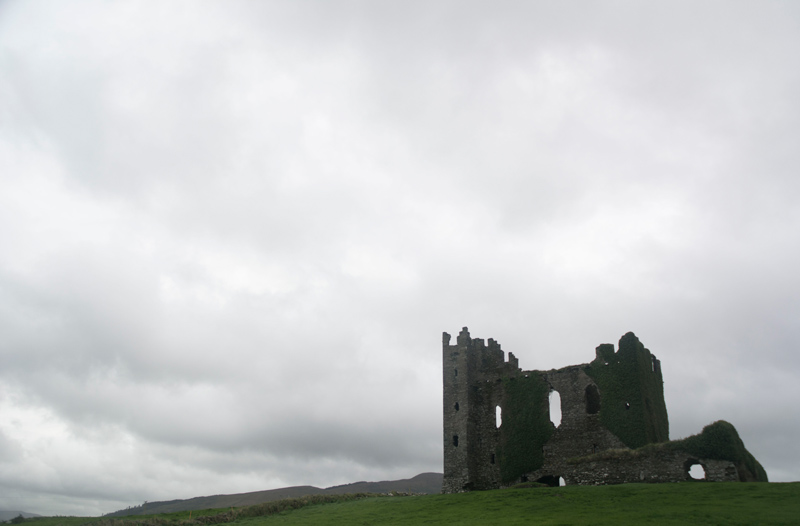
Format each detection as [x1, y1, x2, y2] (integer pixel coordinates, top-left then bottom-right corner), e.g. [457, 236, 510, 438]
[104, 473, 443, 516]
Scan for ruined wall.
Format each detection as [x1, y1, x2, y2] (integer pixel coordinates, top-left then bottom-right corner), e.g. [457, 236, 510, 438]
[442, 327, 765, 493]
[443, 327, 667, 492]
[585, 333, 669, 448]
[496, 374, 552, 483]
[529, 366, 629, 483]
[564, 449, 739, 484]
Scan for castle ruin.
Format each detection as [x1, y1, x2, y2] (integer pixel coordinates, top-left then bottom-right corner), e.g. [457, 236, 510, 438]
[442, 327, 767, 492]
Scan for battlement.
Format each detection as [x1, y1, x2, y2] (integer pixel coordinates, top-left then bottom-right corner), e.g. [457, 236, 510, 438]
[443, 328, 519, 384]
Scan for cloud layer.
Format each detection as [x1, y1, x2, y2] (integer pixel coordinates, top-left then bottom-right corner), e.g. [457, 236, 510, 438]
[1, 0, 799, 515]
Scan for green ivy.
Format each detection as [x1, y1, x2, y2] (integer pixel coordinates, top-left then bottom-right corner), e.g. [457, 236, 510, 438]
[584, 333, 669, 448]
[568, 421, 768, 483]
[667, 420, 769, 482]
[497, 374, 553, 483]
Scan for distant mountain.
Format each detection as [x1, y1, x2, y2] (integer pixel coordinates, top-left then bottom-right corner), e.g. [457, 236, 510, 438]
[323, 472, 442, 495]
[0, 511, 41, 522]
[105, 473, 443, 517]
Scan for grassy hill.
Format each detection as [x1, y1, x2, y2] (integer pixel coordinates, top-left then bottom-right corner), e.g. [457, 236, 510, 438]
[0, 512, 41, 522]
[22, 482, 800, 526]
[104, 473, 442, 516]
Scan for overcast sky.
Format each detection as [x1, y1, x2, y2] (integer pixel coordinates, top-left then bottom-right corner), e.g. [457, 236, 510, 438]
[1, 0, 799, 516]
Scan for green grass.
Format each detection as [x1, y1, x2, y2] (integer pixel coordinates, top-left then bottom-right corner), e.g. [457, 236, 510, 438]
[236, 483, 798, 525]
[20, 483, 800, 526]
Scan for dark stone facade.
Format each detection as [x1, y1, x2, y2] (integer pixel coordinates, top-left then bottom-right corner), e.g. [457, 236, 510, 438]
[563, 449, 738, 485]
[442, 327, 765, 493]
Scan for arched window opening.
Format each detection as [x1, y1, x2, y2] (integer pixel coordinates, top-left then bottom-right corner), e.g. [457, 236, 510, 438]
[490, 453, 495, 465]
[452, 435, 459, 447]
[454, 402, 459, 411]
[688, 462, 706, 480]
[549, 390, 562, 427]
[585, 384, 600, 414]
[454, 368, 458, 377]
[495, 405, 502, 428]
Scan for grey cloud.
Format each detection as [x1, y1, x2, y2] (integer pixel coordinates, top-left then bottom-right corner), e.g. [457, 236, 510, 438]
[0, 429, 22, 463]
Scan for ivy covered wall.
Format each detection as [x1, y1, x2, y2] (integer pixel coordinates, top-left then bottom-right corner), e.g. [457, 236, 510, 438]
[497, 374, 553, 483]
[668, 420, 768, 482]
[584, 332, 669, 448]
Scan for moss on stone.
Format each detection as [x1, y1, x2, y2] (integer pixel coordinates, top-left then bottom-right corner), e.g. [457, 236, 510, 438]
[497, 374, 553, 483]
[667, 420, 768, 482]
[567, 420, 768, 483]
[584, 332, 669, 448]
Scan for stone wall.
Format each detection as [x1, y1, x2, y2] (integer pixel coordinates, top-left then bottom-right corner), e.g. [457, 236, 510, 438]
[563, 449, 739, 484]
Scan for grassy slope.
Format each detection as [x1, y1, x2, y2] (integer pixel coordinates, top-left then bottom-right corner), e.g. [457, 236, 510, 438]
[103, 474, 443, 517]
[23, 483, 800, 526]
[237, 483, 799, 526]
[21, 507, 230, 526]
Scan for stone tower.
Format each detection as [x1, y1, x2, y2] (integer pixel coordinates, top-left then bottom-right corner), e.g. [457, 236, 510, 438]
[442, 327, 520, 492]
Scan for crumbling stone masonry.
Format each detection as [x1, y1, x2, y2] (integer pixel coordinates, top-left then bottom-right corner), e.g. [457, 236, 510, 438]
[442, 327, 767, 492]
